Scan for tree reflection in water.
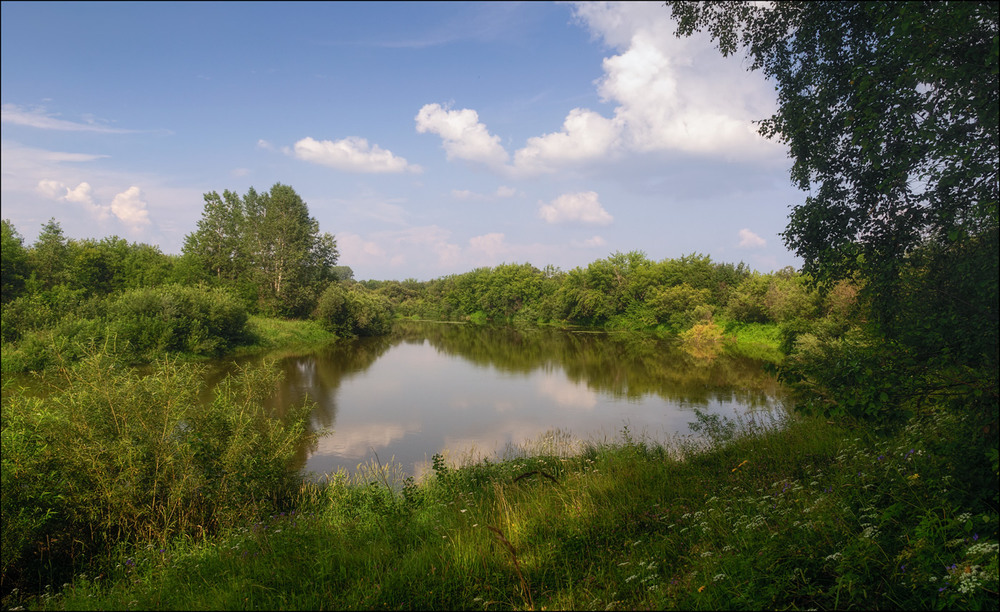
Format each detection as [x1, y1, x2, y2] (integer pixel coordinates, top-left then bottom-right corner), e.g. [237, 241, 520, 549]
[202, 321, 787, 479]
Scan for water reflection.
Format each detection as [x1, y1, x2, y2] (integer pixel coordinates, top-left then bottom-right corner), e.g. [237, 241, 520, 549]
[206, 321, 787, 480]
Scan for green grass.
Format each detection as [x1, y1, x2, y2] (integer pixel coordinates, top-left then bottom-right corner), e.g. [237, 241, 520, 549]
[14, 408, 997, 611]
[721, 321, 784, 363]
[237, 316, 339, 355]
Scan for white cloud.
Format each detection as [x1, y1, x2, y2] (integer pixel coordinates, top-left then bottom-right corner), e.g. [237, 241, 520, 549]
[415, 103, 509, 167]
[539, 192, 613, 226]
[256, 139, 275, 151]
[513, 108, 622, 173]
[737, 228, 766, 248]
[1, 104, 136, 133]
[35, 179, 66, 199]
[292, 136, 419, 173]
[573, 235, 607, 248]
[573, 3, 780, 159]
[110, 186, 151, 228]
[417, 3, 782, 175]
[63, 182, 95, 206]
[35, 179, 150, 228]
[495, 185, 517, 198]
[468, 232, 508, 260]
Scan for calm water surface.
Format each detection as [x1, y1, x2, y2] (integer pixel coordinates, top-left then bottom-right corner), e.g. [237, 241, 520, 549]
[207, 321, 787, 480]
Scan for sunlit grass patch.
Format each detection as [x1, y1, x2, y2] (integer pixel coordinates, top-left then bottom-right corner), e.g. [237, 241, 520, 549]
[239, 316, 337, 354]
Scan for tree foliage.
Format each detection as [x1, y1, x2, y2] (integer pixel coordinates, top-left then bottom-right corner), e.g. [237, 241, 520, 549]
[667, 1, 999, 426]
[0, 220, 29, 303]
[184, 183, 339, 316]
[666, 1, 998, 333]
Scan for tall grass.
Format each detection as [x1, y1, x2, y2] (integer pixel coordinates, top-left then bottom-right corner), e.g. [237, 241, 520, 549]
[0, 350, 316, 598]
[15, 403, 997, 611]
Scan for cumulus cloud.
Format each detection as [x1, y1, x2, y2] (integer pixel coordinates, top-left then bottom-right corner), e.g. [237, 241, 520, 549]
[415, 103, 509, 167]
[737, 228, 766, 248]
[292, 136, 419, 173]
[514, 108, 622, 173]
[417, 3, 781, 174]
[35, 179, 150, 228]
[110, 186, 151, 228]
[63, 182, 95, 206]
[539, 192, 613, 226]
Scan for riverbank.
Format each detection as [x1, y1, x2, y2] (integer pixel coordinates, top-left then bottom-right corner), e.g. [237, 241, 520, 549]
[11, 406, 996, 611]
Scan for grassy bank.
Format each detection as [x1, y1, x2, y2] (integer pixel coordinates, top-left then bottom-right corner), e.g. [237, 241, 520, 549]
[239, 316, 339, 355]
[11, 407, 996, 611]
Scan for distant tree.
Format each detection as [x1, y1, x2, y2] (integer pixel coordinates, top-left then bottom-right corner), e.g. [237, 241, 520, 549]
[332, 266, 354, 281]
[28, 218, 70, 291]
[1, 220, 29, 303]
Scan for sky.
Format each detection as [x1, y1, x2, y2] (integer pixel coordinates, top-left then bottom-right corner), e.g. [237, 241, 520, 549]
[1, 1, 805, 281]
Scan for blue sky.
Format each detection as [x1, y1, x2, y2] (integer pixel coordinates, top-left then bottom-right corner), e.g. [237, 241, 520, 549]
[1, 1, 803, 280]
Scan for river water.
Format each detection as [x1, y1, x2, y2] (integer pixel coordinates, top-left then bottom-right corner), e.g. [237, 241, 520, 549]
[204, 321, 787, 481]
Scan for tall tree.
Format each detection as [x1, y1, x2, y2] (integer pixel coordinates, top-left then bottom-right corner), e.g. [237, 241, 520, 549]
[29, 218, 70, 291]
[183, 189, 247, 282]
[184, 183, 338, 316]
[666, 1, 998, 337]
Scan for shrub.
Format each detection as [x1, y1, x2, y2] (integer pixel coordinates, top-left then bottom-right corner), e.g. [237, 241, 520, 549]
[105, 284, 249, 359]
[0, 352, 315, 593]
[315, 283, 394, 336]
[680, 320, 726, 358]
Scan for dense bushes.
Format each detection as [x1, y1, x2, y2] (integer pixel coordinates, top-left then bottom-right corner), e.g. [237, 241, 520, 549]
[105, 284, 250, 359]
[1, 284, 250, 372]
[314, 282, 394, 337]
[0, 353, 315, 593]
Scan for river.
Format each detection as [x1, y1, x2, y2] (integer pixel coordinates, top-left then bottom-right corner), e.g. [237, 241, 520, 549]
[201, 321, 787, 481]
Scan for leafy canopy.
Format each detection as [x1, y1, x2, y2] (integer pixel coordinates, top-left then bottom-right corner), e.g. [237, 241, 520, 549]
[666, 1, 998, 330]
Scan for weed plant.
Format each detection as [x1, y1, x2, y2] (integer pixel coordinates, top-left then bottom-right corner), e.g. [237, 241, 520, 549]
[10, 399, 996, 611]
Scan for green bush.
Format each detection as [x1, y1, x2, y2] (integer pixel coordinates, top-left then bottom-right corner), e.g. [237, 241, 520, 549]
[314, 283, 393, 336]
[105, 284, 249, 360]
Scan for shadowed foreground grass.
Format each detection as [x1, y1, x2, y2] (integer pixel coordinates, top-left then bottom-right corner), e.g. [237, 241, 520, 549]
[12, 406, 997, 611]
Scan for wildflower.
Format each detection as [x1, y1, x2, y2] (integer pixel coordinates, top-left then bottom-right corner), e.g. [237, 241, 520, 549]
[698, 585, 706, 592]
[908, 473, 919, 480]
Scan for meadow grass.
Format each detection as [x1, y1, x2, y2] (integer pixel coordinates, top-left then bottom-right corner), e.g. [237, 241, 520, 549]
[237, 316, 338, 355]
[14, 406, 997, 611]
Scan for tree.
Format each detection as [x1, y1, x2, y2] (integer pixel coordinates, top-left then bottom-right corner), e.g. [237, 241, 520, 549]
[666, 2, 998, 339]
[28, 218, 70, 291]
[183, 190, 247, 282]
[1, 220, 29, 303]
[184, 184, 339, 316]
[668, 2, 997, 445]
